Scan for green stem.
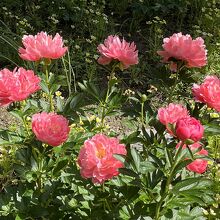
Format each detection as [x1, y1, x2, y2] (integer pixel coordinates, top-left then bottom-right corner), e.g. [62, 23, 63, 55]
[21, 102, 31, 137]
[62, 56, 72, 96]
[22, 117, 30, 137]
[100, 86, 110, 129]
[144, 187, 157, 203]
[168, 71, 179, 103]
[100, 65, 117, 130]
[141, 102, 144, 125]
[45, 66, 54, 112]
[155, 142, 184, 219]
[101, 183, 111, 211]
[168, 65, 184, 102]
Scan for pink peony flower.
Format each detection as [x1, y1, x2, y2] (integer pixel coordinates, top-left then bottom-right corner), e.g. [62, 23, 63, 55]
[176, 142, 208, 174]
[19, 32, 68, 61]
[158, 103, 189, 125]
[192, 75, 220, 112]
[0, 67, 41, 106]
[0, 69, 16, 106]
[175, 117, 204, 142]
[32, 112, 70, 146]
[77, 134, 127, 184]
[157, 32, 207, 71]
[97, 35, 138, 69]
[186, 146, 208, 174]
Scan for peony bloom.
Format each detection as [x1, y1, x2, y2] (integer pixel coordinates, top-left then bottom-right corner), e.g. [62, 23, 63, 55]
[32, 112, 70, 146]
[157, 32, 207, 71]
[19, 32, 68, 61]
[192, 75, 220, 112]
[97, 35, 138, 69]
[175, 117, 204, 142]
[176, 142, 208, 174]
[158, 103, 189, 126]
[0, 67, 41, 106]
[0, 69, 16, 106]
[77, 134, 127, 184]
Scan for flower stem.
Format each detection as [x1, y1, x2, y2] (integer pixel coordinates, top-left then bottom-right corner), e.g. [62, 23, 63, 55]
[168, 71, 179, 103]
[168, 65, 185, 102]
[45, 66, 54, 112]
[141, 102, 145, 125]
[100, 65, 116, 130]
[155, 142, 184, 219]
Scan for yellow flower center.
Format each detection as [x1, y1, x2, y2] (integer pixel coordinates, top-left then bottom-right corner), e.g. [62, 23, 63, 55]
[96, 143, 106, 159]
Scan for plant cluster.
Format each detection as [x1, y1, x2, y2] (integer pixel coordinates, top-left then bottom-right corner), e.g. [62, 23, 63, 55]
[0, 28, 219, 220]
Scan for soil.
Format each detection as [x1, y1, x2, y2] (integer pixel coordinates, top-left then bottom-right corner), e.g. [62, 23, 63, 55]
[0, 107, 17, 129]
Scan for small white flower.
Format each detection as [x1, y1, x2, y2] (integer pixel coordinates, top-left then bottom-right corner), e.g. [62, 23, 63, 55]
[210, 208, 216, 216]
[91, 35, 96, 41]
[93, 55, 99, 60]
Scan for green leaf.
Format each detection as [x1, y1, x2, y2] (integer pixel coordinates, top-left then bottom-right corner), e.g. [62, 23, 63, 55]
[70, 93, 83, 109]
[119, 168, 139, 178]
[50, 84, 61, 94]
[128, 96, 139, 102]
[204, 123, 220, 136]
[40, 81, 49, 94]
[29, 99, 39, 108]
[9, 110, 23, 121]
[124, 131, 141, 145]
[113, 154, 126, 163]
[148, 152, 164, 168]
[49, 72, 55, 84]
[15, 214, 22, 220]
[131, 147, 140, 172]
[120, 186, 140, 201]
[141, 126, 152, 144]
[56, 96, 64, 112]
[164, 147, 173, 168]
[52, 158, 69, 176]
[39, 99, 50, 112]
[139, 161, 156, 174]
[173, 159, 192, 175]
[172, 177, 211, 194]
[78, 80, 100, 101]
